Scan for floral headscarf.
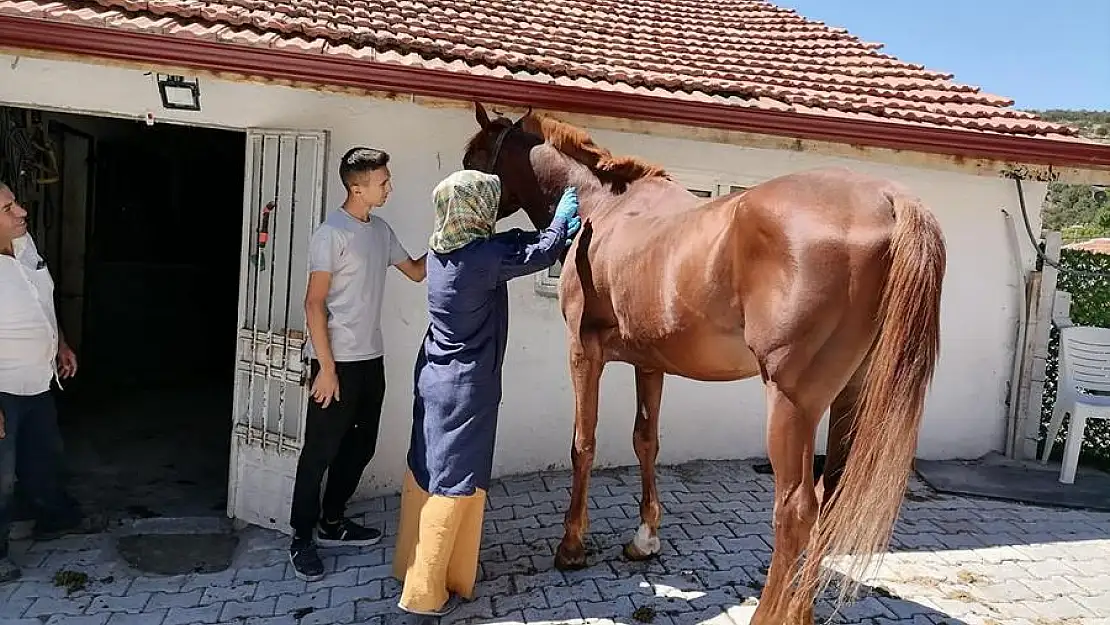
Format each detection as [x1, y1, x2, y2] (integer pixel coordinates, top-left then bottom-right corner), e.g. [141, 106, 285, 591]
[427, 170, 501, 254]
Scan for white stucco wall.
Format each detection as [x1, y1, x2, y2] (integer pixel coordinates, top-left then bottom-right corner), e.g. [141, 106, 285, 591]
[0, 55, 1047, 503]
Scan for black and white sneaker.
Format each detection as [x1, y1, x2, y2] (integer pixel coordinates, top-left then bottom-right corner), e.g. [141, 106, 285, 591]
[316, 517, 382, 548]
[289, 536, 325, 581]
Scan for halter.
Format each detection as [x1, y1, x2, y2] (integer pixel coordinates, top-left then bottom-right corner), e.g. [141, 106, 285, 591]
[485, 119, 519, 173]
[484, 109, 530, 173]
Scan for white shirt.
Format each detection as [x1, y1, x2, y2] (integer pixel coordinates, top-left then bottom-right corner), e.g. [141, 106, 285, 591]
[0, 234, 59, 395]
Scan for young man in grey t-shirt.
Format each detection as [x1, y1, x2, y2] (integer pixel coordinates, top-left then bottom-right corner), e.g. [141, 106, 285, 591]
[290, 147, 426, 581]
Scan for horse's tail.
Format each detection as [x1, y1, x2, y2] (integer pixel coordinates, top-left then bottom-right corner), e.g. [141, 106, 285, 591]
[802, 190, 946, 606]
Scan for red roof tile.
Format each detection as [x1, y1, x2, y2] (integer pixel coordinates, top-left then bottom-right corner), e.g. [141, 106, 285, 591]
[1064, 238, 1110, 255]
[0, 0, 1086, 139]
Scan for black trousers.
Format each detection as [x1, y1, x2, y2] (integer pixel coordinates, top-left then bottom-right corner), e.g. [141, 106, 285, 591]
[290, 357, 385, 538]
[0, 391, 81, 555]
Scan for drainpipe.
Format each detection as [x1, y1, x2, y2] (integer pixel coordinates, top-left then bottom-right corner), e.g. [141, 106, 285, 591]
[1001, 202, 1029, 460]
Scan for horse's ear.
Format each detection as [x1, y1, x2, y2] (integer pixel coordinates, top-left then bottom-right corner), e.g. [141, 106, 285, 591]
[475, 102, 491, 129]
[513, 106, 533, 127]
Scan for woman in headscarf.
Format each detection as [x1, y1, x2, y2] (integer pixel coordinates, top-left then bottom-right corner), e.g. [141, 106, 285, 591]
[391, 170, 581, 617]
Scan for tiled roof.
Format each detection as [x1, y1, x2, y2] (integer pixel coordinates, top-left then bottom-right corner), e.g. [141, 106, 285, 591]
[0, 0, 1085, 140]
[1064, 238, 1110, 255]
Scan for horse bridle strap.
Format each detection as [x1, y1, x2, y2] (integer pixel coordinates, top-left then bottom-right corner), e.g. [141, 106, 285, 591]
[486, 113, 527, 173]
[486, 123, 513, 173]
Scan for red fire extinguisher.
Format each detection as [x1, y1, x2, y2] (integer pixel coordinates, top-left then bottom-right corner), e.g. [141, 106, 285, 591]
[254, 200, 276, 269]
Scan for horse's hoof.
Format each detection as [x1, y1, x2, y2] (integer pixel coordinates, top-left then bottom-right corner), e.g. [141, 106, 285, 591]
[622, 524, 662, 561]
[554, 543, 588, 571]
[622, 541, 660, 562]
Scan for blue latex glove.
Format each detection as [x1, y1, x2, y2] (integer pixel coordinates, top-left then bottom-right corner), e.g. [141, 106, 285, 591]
[565, 215, 582, 247]
[554, 187, 579, 222]
[555, 187, 581, 247]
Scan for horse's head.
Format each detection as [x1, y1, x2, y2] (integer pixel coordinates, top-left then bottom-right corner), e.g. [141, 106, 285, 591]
[463, 102, 670, 230]
[462, 102, 553, 229]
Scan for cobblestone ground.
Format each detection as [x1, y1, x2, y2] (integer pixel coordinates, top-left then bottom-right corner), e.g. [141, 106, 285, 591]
[2, 459, 1109, 625]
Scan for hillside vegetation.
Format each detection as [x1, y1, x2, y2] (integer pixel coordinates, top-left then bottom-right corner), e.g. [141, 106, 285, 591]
[1028, 109, 1110, 141]
[1025, 109, 1110, 239]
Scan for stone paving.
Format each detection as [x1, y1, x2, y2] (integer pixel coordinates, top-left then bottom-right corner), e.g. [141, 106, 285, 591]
[2, 459, 1109, 625]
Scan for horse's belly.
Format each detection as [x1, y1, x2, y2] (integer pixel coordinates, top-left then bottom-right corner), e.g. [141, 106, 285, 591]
[604, 331, 761, 382]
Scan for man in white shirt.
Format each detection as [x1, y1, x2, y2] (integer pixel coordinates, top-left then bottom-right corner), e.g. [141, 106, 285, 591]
[288, 148, 427, 581]
[0, 183, 84, 583]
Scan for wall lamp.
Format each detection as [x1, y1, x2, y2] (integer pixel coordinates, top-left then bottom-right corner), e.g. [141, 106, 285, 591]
[157, 74, 201, 111]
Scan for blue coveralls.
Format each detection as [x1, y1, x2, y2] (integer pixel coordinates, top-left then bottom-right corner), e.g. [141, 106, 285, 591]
[407, 219, 569, 497]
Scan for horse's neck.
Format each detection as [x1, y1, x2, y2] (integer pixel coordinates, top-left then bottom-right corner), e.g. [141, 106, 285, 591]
[533, 146, 614, 220]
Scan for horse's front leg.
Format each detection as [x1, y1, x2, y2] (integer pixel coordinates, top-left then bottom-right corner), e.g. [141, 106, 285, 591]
[555, 332, 603, 570]
[623, 367, 664, 561]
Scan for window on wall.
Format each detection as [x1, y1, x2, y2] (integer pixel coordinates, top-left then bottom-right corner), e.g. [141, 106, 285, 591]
[536, 259, 564, 297]
[695, 183, 750, 198]
[534, 172, 757, 297]
[546, 260, 564, 282]
[672, 171, 752, 200]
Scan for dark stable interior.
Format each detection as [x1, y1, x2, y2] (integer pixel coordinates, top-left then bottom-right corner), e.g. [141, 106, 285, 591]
[2, 106, 245, 525]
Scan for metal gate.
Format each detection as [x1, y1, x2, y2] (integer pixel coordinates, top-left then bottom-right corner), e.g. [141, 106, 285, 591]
[227, 129, 328, 531]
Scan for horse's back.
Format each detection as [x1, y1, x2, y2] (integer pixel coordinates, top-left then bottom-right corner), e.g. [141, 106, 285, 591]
[743, 167, 914, 226]
[560, 166, 923, 380]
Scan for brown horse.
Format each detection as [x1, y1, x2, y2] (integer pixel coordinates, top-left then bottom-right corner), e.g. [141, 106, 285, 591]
[462, 103, 946, 624]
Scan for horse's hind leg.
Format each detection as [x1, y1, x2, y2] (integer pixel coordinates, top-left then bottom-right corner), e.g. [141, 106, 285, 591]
[751, 381, 823, 625]
[817, 361, 867, 512]
[623, 367, 664, 561]
[555, 331, 603, 570]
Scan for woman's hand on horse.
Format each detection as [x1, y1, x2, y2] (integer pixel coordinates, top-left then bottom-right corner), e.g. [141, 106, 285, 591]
[565, 215, 582, 246]
[555, 187, 579, 221]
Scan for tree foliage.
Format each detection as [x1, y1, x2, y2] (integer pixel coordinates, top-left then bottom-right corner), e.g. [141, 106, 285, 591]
[1042, 183, 1110, 232]
[1030, 109, 1110, 239]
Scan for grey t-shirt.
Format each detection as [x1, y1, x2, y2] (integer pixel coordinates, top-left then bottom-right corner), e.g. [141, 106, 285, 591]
[304, 208, 410, 362]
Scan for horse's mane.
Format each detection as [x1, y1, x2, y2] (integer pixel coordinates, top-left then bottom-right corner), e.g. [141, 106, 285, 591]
[519, 114, 669, 188]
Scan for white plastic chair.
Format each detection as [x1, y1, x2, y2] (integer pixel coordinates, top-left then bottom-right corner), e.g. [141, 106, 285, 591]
[1040, 325, 1110, 484]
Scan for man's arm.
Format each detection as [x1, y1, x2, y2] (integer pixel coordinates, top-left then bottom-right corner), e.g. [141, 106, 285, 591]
[386, 223, 426, 283]
[395, 253, 427, 283]
[305, 270, 342, 407]
[304, 227, 342, 407]
[304, 271, 335, 371]
[45, 243, 78, 378]
[57, 327, 77, 379]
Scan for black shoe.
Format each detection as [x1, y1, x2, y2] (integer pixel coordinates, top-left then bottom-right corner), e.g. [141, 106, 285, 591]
[316, 517, 382, 548]
[289, 537, 325, 582]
